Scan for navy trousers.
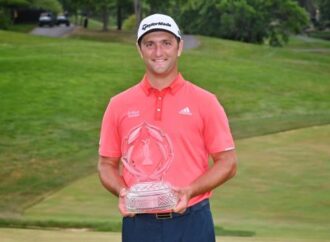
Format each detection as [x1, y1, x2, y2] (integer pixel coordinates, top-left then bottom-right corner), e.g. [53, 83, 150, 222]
[122, 199, 215, 242]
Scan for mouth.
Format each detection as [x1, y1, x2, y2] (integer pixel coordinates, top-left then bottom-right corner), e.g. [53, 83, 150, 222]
[153, 58, 167, 63]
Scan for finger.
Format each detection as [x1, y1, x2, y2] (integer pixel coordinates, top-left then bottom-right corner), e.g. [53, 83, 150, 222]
[172, 186, 179, 192]
[119, 187, 127, 197]
[119, 203, 135, 217]
[173, 199, 186, 214]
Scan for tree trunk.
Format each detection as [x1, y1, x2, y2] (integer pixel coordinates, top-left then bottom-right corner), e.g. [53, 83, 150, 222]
[117, 4, 122, 30]
[134, 0, 142, 29]
[102, 7, 109, 31]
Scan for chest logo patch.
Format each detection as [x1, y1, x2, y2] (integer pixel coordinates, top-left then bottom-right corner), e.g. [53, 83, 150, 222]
[178, 107, 192, 116]
[127, 110, 140, 118]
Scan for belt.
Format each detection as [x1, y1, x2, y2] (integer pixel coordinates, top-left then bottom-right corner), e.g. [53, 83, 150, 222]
[137, 199, 210, 220]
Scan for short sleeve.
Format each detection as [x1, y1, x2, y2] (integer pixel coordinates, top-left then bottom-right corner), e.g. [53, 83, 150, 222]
[202, 95, 235, 154]
[98, 99, 122, 157]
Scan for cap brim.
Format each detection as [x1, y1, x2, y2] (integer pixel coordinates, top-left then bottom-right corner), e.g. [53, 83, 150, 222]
[137, 29, 181, 43]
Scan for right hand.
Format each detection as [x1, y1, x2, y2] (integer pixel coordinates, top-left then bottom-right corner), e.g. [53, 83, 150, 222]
[118, 188, 135, 217]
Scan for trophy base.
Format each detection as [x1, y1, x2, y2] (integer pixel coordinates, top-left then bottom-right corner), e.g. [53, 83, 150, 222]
[125, 181, 178, 213]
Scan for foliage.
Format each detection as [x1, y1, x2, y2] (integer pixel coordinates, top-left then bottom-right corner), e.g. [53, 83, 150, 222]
[0, 0, 62, 12]
[263, 0, 309, 46]
[179, 0, 309, 46]
[0, 7, 11, 28]
[217, 0, 265, 43]
[317, 0, 330, 28]
[0, 0, 29, 7]
[0, 0, 62, 29]
[0, 0, 29, 29]
[30, 0, 62, 13]
[122, 13, 136, 31]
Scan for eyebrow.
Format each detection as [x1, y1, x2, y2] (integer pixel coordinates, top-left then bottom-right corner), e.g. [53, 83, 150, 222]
[143, 38, 173, 44]
[139, 35, 180, 47]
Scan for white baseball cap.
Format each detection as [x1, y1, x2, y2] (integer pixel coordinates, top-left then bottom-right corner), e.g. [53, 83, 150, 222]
[137, 14, 181, 43]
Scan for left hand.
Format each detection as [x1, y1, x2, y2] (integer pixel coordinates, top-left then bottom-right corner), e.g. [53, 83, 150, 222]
[172, 186, 193, 214]
[118, 188, 135, 217]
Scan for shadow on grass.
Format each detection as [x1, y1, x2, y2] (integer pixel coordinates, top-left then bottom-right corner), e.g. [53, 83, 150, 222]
[215, 225, 256, 237]
[0, 218, 121, 232]
[0, 218, 256, 237]
[231, 113, 330, 139]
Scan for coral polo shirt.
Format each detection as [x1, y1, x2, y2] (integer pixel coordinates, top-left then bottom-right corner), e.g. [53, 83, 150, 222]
[99, 73, 235, 207]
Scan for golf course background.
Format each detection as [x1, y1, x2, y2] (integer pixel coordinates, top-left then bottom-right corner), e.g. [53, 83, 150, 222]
[0, 29, 329, 241]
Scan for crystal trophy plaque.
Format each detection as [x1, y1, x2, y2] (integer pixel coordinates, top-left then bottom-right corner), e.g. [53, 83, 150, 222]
[121, 122, 178, 213]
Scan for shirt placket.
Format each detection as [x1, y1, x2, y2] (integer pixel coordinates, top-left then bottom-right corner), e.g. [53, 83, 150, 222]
[154, 89, 167, 121]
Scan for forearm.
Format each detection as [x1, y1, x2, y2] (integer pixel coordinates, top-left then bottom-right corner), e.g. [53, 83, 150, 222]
[173, 150, 237, 213]
[189, 150, 237, 198]
[98, 156, 127, 197]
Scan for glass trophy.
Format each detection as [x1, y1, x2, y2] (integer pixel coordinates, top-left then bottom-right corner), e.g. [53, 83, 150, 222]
[121, 122, 178, 213]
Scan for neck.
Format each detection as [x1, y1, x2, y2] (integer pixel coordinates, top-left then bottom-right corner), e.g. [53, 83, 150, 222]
[146, 70, 179, 90]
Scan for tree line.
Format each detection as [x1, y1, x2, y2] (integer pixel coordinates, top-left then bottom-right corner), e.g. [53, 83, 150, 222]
[1, 0, 329, 46]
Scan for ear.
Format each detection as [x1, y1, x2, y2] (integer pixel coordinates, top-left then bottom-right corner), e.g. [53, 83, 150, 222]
[177, 40, 184, 57]
[136, 42, 144, 59]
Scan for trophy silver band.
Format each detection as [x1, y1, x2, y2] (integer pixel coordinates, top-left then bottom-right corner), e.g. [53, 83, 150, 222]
[121, 122, 178, 213]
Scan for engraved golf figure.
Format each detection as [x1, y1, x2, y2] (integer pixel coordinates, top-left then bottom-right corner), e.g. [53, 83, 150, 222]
[121, 122, 178, 213]
[142, 139, 153, 166]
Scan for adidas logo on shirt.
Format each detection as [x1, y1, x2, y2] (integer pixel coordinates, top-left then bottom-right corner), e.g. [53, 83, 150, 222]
[179, 107, 192, 116]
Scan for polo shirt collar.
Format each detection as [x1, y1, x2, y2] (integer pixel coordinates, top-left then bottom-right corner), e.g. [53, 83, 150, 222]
[140, 73, 185, 96]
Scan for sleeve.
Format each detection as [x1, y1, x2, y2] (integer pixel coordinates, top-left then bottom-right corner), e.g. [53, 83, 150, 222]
[202, 94, 235, 154]
[98, 99, 122, 158]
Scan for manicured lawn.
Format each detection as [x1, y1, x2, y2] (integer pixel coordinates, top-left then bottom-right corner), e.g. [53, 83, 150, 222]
[23, 125, 330, 240]
[1, 228, 328, 242]
[0, 29, 329, 241]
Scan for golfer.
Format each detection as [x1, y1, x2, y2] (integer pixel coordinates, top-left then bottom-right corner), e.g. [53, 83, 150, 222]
[98, 13, 237, 242]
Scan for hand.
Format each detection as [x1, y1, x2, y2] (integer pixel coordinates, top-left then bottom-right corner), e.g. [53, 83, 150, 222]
[172, 186, 193, 214]
[118, 188, 135, 217]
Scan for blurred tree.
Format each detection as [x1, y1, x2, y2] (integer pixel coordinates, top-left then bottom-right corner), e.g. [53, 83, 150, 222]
[179, 0, 220, 36]
[122, 13, 135, 30]
[70, 0, 115, 31]
[145, 0, 169, 14]
[295, 0, 319, 27]
[217, 0, 265, 43]
[116, 0, 133, 30]
[0, 0, 28, 28]
[58, 0, 79, 15]
[262, 0, 309, 46]
[31, 0, 62, 13]
[0, 0, 62, 29]
[134, 0, 141, 27]
[180, 0, 308, 46]
[317, 0, 330, 28]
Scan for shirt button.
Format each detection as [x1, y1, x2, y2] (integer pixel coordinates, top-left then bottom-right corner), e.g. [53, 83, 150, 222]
[157, 108, 161, 112]
[158, 97, 162, 100]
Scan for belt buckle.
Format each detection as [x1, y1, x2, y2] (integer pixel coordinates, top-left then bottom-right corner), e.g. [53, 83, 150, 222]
[156, 212, 173, 220]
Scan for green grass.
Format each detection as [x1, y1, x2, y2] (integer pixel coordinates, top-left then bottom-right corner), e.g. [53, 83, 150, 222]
[0, 30, 140, 214]
[213, 125, 330, 240]
[307, 30, 330, 41]
[1, 228, 328, 242]
[19, 125, 330, 240]
[71, 27, 136, 45]
[0, 29, 330, 240]
[6, 24, 36, 33]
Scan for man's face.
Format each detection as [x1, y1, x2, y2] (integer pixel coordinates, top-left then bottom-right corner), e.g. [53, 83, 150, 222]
[137, 31, 183, 77]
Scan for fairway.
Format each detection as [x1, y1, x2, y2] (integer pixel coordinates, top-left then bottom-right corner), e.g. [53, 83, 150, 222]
[23, 125, 330, 241]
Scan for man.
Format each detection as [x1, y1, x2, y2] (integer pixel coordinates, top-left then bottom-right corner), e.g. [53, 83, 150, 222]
[98, 13, 237, 242]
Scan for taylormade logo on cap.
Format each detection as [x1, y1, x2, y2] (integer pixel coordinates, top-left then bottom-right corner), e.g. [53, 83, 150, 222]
[137, 14, 181, 42]
[142, 22, 171, 31]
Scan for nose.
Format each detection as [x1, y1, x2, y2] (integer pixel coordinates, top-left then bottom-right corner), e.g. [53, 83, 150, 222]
[155, 43, 163, 56]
